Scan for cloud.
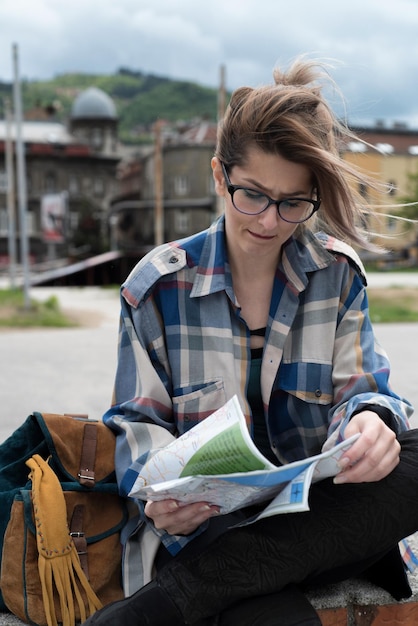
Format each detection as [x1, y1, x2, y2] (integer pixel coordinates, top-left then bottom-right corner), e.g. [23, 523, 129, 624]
[0, 0, 417, 126]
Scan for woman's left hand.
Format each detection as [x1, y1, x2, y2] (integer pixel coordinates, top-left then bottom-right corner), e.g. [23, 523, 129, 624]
[334, 410, 401, 484]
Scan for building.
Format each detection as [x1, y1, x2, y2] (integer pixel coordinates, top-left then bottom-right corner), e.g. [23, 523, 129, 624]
[111, 120, 218, 252]
[2, 86, 418, 277]
[0, 86, 122, 267]
[114, 119, 418, 262]
[341, 123, 418, 263]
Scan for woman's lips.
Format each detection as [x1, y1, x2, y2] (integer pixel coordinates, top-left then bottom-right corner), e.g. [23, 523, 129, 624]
[248, 230, 276, 240]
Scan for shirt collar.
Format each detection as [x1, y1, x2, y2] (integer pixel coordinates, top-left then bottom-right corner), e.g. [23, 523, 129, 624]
[280, 227, 337, 292]
[186, 216, 228, 298]
[188, 217, 337, 298]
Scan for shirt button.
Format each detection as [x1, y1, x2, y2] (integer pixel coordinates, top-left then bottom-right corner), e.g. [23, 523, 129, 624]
[315, 389, 322, 398]
[169, 255, 179, 264]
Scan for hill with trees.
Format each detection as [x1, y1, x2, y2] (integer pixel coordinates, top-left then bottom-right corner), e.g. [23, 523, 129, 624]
[0, 68, 223, 144]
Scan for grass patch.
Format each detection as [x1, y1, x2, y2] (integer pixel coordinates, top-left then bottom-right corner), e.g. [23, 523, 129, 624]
[368, 287, 418, 323]
[1, 286, 418, 327]
[0, 289, 77, 328]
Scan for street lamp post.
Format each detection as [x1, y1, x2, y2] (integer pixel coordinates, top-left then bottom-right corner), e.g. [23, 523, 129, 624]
[4, 97, 17, 288]
[12, 42, 31, 308]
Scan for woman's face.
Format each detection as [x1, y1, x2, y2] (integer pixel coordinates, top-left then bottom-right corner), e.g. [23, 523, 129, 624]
[212, 146, 314, 264]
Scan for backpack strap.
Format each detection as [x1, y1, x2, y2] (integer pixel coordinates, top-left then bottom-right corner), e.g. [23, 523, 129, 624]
[70, 505, 89, 579]
[77, 422, 98, 488]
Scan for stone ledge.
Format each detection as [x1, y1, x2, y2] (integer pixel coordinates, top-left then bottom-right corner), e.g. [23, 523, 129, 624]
[317, 601, 418, 625]
[306, 533, 418, 625]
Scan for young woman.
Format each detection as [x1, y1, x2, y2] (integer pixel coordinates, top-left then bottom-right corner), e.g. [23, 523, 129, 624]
[83, 59, 418, 625]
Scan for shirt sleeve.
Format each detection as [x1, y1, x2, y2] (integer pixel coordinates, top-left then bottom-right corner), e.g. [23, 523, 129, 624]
[324, 274, 413, 449]
[103, 288, 207, 554]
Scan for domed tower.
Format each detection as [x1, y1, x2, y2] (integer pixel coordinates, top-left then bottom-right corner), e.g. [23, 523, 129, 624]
[70, 87, 118, 156]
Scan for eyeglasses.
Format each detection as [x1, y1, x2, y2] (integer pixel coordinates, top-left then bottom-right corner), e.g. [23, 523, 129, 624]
[221, 162, 321, 224]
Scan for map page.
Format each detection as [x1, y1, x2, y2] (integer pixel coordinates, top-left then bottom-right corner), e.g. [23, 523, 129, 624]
[129, 395, 359, 515]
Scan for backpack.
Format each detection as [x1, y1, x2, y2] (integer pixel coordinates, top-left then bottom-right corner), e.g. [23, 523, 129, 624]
[0, 412, 127, 626]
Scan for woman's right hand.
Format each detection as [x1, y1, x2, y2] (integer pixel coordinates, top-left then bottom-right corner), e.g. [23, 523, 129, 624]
[144, 498, 220, 536]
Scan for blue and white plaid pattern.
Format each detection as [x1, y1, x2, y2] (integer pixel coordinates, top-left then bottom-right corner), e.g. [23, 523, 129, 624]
[103, 216, 414, 592]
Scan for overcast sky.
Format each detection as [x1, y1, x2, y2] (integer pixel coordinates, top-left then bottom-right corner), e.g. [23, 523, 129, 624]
[0, 0, 417, 127]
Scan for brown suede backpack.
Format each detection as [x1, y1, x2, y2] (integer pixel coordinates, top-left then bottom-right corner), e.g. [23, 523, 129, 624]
[0, 412, 127, 626]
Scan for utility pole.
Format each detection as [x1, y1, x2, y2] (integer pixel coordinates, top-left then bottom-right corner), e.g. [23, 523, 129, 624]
[154, 119, 164, 246]
[4, 97, 17, 288]
[12, 42, 31, 308]
[216, 64, 227, 217]
[218, 64, 226, 123]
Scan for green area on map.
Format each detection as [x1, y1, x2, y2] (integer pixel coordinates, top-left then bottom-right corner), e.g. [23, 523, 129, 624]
[179, 423, 267, 477]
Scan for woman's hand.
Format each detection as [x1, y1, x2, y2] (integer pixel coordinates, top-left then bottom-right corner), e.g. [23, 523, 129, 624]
[144, 499, 220, 536]
[334, 410, 401, 484]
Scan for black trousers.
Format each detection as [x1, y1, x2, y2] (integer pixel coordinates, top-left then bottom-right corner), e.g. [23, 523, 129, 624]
[156, 430, 418, 624]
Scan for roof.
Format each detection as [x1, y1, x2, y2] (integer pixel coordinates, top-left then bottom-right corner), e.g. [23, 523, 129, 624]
[71, 87, 117, 121]
[343, 126, 418, 156]
[0, 120, 74, 144]
[179, 120, 218, 144]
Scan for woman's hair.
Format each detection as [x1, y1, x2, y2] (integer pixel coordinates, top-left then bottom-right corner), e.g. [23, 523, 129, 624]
[215, 57, 386, 250]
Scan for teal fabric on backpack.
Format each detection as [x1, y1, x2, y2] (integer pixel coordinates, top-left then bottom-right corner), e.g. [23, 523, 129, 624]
[0, 415, 49, 610]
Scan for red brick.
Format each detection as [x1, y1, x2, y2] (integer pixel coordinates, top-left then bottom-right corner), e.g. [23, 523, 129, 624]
[317, 607, 348, 625]
[353, 601, 418, 625]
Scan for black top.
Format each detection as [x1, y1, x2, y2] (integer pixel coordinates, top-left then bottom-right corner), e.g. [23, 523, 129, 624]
[247, 327, 278, 465]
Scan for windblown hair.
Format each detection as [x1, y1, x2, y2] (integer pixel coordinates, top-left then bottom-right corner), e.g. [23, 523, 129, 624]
[215, 58, 385, 250]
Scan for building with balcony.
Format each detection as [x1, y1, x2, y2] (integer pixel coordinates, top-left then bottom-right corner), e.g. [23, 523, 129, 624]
[0, 86, 122, 267]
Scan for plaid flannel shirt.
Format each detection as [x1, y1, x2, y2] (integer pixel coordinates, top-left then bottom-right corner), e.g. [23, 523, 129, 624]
[103, 215, 413, 594]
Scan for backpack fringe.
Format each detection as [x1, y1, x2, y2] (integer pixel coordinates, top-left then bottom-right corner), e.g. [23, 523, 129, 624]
[27, 454, 103, 626]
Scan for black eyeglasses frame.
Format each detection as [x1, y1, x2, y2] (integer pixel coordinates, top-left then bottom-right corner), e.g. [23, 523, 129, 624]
[220, 161, 321, 224]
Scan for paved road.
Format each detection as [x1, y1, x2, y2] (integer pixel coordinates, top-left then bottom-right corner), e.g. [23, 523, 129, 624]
[0, 287, 121, 443]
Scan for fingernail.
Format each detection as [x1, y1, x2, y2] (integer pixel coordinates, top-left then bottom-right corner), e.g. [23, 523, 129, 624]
[334, 474, 346, 484]
[337, 457, 350, 470]
[199, 505, 211, 512]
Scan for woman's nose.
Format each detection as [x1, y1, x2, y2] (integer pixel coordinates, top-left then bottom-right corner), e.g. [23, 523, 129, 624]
[257, 203, 280, 229]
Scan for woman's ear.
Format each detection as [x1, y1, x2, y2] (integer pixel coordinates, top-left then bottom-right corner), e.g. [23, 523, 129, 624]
[211, 157, 225, 196]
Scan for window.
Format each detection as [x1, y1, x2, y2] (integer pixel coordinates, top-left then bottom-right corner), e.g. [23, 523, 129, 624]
[208, 174, 215, 194]
[174, 175, 189, 196]
[375, 143, 394, 155]
[26, 209, 35, 235]
[0, 208, 7, 234]
[93, 177, 105, 196]
[44, 171, 57, 193]
[388, 181, 397, 196]
[69, 211, 79, 230]
[92, 128, 103, 150]
[358, 183, 368, 198]
[387, 216, 397, 232]
[0, 171, 8, 193]
[175, 210, 190, 234]
[347, 142, 367, 153]
[69, 175, 79, 195]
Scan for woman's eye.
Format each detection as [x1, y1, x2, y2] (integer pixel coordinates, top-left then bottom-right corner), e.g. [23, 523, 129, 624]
[243, 189, 266, 202]
[281, 199, 301, 209]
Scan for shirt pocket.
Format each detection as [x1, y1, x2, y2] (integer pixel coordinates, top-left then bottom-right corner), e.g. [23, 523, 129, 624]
[172, 379, 226, 434]
[278, 361, 333, 406]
